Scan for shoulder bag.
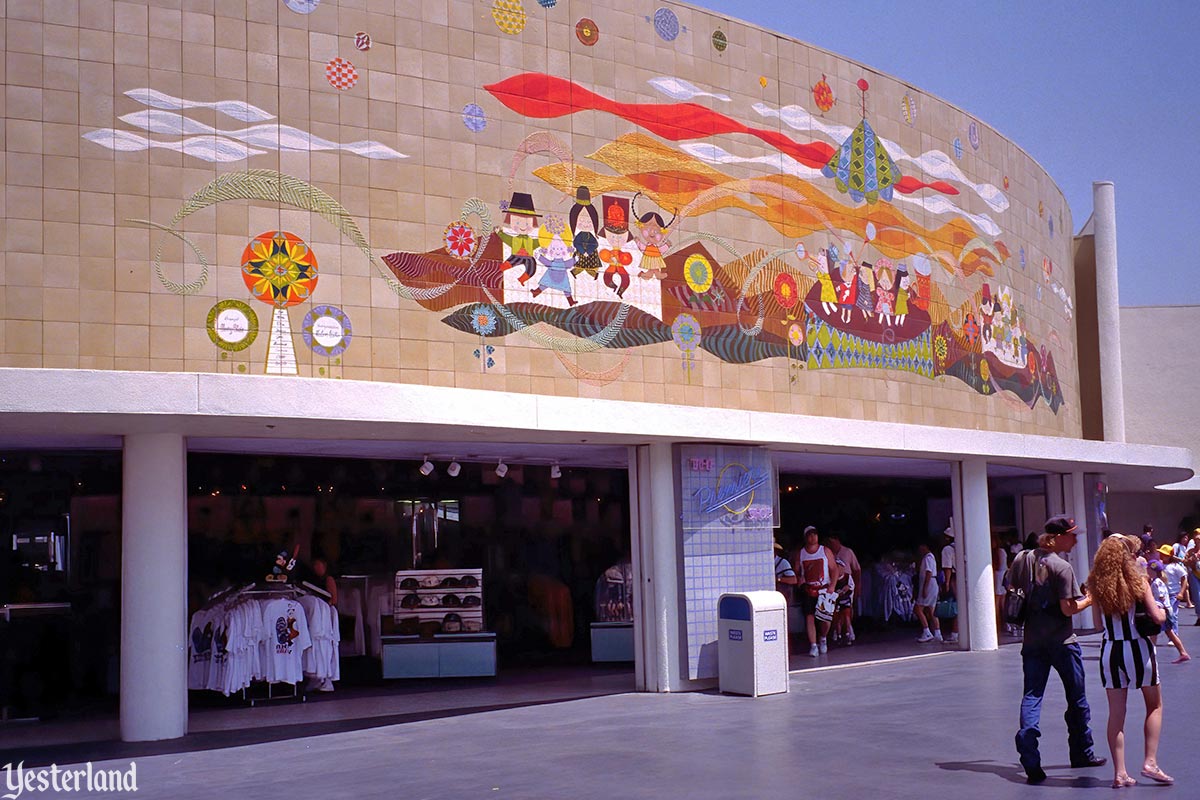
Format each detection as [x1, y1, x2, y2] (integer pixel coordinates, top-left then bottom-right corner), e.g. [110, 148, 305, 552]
[1133, 601, 1162, 639]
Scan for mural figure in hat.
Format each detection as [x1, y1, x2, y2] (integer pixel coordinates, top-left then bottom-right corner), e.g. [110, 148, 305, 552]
[494, 191, 541, 285]
[569, 186, 603, 280]
[599, 195, 633, 298]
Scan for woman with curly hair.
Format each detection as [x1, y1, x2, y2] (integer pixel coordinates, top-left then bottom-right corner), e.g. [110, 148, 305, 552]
[1091, 535, 1171, 787]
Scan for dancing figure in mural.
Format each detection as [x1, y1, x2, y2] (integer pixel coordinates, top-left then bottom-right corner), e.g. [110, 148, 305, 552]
[531, 234, 578, 306]
[495, 191, 541, 285]
[835, 258, 858, 325]
[855, 262, 876, 323]
[980, 283, 998, 343]
[599, 195, 633, 298]
[895, 265, 912, 326]
[817, 247, 839, 315]
[569, 186, 602, 280]
[874, 259, 896, 326]
[630, 192, 675, 281]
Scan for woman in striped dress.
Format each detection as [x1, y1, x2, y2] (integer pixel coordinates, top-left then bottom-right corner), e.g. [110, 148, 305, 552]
[1090, 535, 1171, 787]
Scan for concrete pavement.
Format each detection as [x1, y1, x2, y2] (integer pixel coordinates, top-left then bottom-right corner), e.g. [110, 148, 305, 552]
[8, 627, 1199, 799]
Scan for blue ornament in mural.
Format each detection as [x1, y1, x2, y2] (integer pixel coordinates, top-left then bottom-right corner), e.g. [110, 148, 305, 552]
[462, 103, 487, 132]
[537, 0, 557, 7]
[1048, 216, 1054, 237]
[968, 121, 980, 150]
[953, 138, 963, 160]
[865, 222, 877, 241]
[653, 8, 680, 41]
[282, 0, 320, 14]
[302, 305, 352, 358]
[1019, 246, 1026, 269]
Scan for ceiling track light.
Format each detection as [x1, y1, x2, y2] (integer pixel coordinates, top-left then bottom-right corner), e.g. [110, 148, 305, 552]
[550, 463, 562, 479]
[419, 456, 435, 476]
[447, 460, 461, 477]
[495, 459, 508, 478]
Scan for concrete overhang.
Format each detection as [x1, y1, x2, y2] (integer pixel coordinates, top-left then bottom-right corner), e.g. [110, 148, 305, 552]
[0, 368, 1191, 493]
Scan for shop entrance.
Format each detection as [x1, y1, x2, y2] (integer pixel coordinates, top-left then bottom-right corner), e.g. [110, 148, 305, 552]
[184, 442, 635, 725]
[774, 453, 1051, 669]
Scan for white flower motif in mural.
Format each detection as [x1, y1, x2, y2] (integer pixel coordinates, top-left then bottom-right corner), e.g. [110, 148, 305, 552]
[647, 77, 731, 103]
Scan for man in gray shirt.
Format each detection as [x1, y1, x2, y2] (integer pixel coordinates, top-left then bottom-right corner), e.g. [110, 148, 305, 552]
[1012, 515, 1106, 783]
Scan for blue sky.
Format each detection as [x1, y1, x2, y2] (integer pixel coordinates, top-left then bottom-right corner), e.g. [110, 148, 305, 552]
[694, 0, 1200, 307]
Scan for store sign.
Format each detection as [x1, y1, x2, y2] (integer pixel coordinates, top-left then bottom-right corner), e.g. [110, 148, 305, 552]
[680, 445, 777, 532]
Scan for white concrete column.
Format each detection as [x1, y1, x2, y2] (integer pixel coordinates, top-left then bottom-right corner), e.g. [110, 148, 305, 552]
[1068, 470, 1093, 588]
[630, 443, 683, 692]
[1044, 474, 1065, 516]
[956, 458, 998, 651]
[121, 433, 188, 741]
[1093, 181, 1126, 443]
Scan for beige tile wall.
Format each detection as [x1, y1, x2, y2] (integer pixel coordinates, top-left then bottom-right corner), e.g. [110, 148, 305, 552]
[1, 0, 1081, 438]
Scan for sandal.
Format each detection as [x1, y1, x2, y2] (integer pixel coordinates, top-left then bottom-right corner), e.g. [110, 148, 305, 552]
[1111, 774, 1136, 788]
[1141, 765, 1174, 784]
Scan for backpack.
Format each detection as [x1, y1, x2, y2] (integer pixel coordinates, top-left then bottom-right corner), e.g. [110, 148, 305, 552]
[1003, 550, 1034, 624]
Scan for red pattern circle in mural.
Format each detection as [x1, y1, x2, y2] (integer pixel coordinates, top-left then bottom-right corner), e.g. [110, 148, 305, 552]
[325, 57, 359, 90]
[241, 231, 319, 308]
[773, 272, 799, 309]
[443, 221, 478, 260]
[812, 74, 834, 113]
[576, 18, 599, 46]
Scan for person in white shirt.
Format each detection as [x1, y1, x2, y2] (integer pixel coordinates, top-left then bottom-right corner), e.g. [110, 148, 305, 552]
[915, 541, 942, 642]
[940, 527, 959, 644]
[774, 541, 797, 603]
[1154, 547, 1191, 663]
[826, 533, 861, 644]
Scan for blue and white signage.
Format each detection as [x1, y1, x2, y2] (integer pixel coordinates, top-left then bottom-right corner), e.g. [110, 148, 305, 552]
[680, 445, 777, 532]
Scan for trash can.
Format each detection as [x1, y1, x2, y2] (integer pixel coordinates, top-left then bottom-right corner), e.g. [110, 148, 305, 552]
[717, 591, 789, 697]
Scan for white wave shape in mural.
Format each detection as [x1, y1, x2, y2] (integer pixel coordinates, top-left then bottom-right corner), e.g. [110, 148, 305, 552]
[648, 77, 732, 103]
[81, 129, 268, 162]
[680, 142, 1002, 237]
[124, 88, 276, 123]
[117, 110, 407, 159]
[893, 194, 1002, 237]
[751, 102, 1009, 213]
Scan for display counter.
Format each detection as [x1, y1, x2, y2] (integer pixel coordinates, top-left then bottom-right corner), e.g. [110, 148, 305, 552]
[380, 632, 497, 678]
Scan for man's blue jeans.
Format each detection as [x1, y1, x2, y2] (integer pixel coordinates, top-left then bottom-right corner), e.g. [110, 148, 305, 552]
[1015, 642, 1095, 771]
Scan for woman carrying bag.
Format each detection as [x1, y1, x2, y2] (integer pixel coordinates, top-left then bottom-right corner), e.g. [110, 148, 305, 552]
[1090, 535, 1172, 788]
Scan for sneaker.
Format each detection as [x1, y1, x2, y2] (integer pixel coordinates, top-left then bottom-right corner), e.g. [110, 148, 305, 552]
[818, 639, 827, 654]
[1025, 766, 1047, 784]
[809, 644, 820, 658]
[1070, 754, 1107, 769]
[945, 633, 959, 643]
[916, 631, 935, 643]
[933, 633, 944, 642]
[845, 634, 855, 645]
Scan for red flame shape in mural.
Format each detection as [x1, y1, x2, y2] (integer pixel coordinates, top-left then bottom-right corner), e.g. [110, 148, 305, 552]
[485, 73, 957, 197]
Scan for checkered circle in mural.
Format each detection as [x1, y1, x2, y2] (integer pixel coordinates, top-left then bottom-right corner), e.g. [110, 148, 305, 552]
[325, 57, 358, 90]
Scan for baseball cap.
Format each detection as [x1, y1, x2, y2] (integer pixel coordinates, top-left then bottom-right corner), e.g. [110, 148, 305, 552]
[1156, 544, 1175, 558]
[804, 525, 818, 535]
[1147, 560, 1165, 575]
[1044, 514, 1077, 535]
[773, 542, 783, 552]
[944, 526, 955, 539]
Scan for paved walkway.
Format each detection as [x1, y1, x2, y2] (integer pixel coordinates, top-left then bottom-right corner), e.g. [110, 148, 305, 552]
[8, 628, 1200, 799]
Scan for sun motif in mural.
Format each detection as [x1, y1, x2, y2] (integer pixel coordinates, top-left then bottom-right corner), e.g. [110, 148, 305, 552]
[787, 323, 804, 348]
[672, 313, 701, 352]
[684, 254, 714, 294]
[240, 231, 318, 308]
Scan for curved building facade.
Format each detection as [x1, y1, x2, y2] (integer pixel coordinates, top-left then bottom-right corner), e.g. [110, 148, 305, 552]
[0, 1, 1191, 743]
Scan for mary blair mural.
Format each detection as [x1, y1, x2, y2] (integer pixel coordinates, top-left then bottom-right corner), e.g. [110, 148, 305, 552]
[84, 5, 1072, 419]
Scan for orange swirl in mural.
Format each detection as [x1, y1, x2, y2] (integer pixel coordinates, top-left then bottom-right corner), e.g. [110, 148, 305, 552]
[532, 134, 1003, 277]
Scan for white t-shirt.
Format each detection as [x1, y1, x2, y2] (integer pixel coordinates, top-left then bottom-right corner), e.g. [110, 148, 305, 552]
[994, 547, 1009, 595]
[941, 543, 956, 571]
[261, 598, 312, 685]
[188, 609, 215, 690]
[1164, 562, 1188, 597]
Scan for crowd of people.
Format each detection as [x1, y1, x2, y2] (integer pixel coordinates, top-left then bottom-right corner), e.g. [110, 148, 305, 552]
[1006, 515, 1197, 787]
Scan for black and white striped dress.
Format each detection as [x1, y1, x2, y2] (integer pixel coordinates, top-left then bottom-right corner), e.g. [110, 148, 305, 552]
[1100, 607, 1159, 690]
